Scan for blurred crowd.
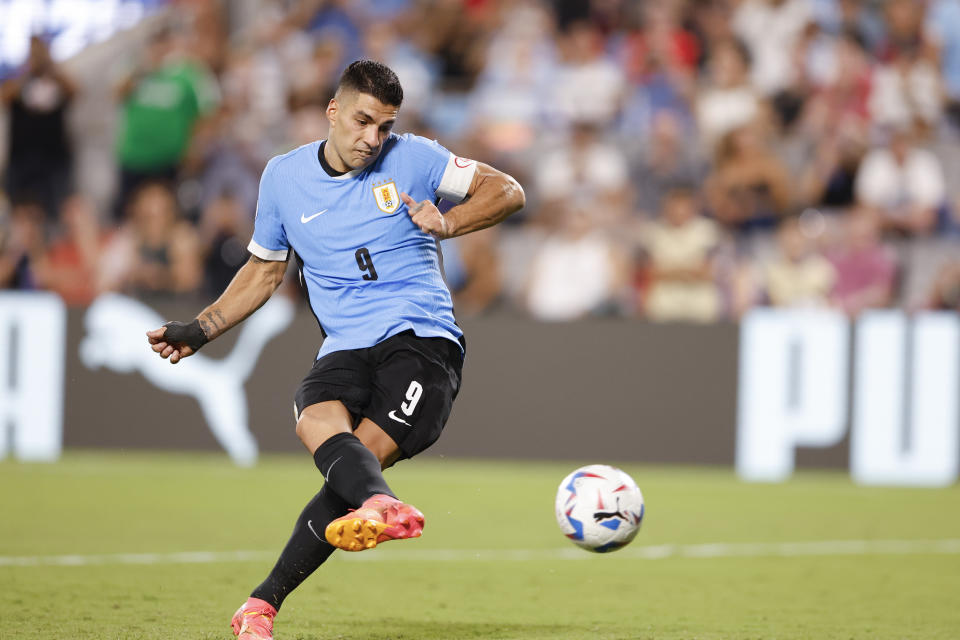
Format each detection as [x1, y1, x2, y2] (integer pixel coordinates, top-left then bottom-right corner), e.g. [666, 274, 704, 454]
[2, 0, 960, 320]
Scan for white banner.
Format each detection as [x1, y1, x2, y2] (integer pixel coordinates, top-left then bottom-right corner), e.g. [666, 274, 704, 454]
[0, 292, 66, 461]
[737, 309, 960, 487]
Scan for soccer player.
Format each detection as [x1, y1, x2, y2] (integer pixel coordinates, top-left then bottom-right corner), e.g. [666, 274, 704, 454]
[145, 60, 524, 640]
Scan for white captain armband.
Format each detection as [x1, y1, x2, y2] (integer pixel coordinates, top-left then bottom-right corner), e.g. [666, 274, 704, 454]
[436, 154, 478, 204]
[247, 239, 289, 261]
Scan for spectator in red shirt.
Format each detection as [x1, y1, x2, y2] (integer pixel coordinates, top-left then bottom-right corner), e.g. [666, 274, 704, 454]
[620, 0, 700, 85]
[44, 194, 111, 306]
[828, 206, 898, 314]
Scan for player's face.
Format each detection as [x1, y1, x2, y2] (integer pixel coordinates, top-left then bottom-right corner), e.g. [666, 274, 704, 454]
[326, 90, 398, 171]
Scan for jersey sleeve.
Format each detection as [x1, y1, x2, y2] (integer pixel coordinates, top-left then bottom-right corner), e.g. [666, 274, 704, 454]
[248, 160, 290, 261]
[402, 135, 478, 204]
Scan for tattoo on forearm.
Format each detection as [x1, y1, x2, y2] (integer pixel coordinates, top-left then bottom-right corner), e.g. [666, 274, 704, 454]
[204, 312, 221, 331]
[198, 318, 214, 339]
[250, 255, 268, 264]
[214, 310, 226, 327]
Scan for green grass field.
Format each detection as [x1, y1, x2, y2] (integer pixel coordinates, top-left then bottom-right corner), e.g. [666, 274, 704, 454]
[2, 452, 958, 639]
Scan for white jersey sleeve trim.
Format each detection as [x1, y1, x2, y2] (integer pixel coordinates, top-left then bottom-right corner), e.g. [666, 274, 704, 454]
[436, 153, 478, 204]
[247, 239, 289, 261]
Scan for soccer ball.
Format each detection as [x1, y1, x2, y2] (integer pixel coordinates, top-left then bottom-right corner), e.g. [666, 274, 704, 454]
[555, 464, 644, 553]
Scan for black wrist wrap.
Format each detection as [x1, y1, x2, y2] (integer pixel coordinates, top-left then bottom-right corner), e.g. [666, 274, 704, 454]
[162, 319, 209, 351]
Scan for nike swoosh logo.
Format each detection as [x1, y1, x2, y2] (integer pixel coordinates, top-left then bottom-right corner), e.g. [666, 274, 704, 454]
[300, 209, 328, 223]
[388, 410, 412, 426]
[306, 519, 323, 541]
[323, 456, 342, 482]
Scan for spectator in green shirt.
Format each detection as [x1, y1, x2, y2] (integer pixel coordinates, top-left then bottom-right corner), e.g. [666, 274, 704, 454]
[114, 28, 219, 218]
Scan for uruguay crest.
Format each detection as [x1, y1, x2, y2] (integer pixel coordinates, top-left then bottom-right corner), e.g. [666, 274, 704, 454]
[373, 180, 400, 214]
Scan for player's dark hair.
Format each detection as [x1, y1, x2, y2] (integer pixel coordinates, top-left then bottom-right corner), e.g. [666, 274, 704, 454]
[336, 60, 403, 107]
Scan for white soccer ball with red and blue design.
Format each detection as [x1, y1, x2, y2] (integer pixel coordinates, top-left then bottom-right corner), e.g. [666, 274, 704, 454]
[555, 464, 644, 553]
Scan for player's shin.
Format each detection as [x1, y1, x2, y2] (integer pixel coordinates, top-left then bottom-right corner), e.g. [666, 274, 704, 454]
[312, 432, 396, 506]
[249, 484, 348, 610]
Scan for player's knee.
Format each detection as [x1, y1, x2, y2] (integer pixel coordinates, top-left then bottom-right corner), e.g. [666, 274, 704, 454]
[295, 402, 353, 447]
[295, 415, 333, 446]
[294, 416, 310, 444]
[296, 409, 353, 452]
[377, 450, 402, 470]
[367, 444, 401, 470]
[355, 421, 402, 469]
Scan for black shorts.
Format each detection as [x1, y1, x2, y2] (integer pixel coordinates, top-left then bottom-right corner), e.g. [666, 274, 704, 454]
[294, 331, 464, 460]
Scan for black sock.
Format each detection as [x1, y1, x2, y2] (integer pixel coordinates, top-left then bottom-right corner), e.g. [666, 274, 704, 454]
[312, 432, 396, 507]
[250, 484, 348, 610]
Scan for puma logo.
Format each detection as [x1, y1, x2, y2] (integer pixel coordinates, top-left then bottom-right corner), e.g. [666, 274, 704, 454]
[79, 294, 294, 466]
[594, 497, 629, 523]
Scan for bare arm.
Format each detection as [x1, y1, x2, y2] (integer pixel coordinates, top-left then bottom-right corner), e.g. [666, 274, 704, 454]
[0, 75, 23, 104]
[115, 72, 140, 101]
[402, 162, 525, 239]
[146, 254, 287, 363]
[49, 63, 77, 101]
[197, 254, 287, 339]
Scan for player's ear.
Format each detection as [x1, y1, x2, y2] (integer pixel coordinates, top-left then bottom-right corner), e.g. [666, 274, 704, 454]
[326, 98, 339, 127]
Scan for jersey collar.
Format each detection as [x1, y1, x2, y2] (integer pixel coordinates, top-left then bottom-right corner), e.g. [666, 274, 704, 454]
[318, 140, 364, 180]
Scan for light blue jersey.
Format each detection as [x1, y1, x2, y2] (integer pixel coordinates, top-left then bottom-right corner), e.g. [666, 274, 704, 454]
[248, 133, 476, 358]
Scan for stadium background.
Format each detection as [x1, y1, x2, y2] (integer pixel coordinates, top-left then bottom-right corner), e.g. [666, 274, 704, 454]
[1, 1, 959, 639]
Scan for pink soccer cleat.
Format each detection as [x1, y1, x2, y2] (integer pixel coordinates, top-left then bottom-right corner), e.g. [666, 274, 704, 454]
[324, 493, 424, 551]
[230, 597, 277, 640]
